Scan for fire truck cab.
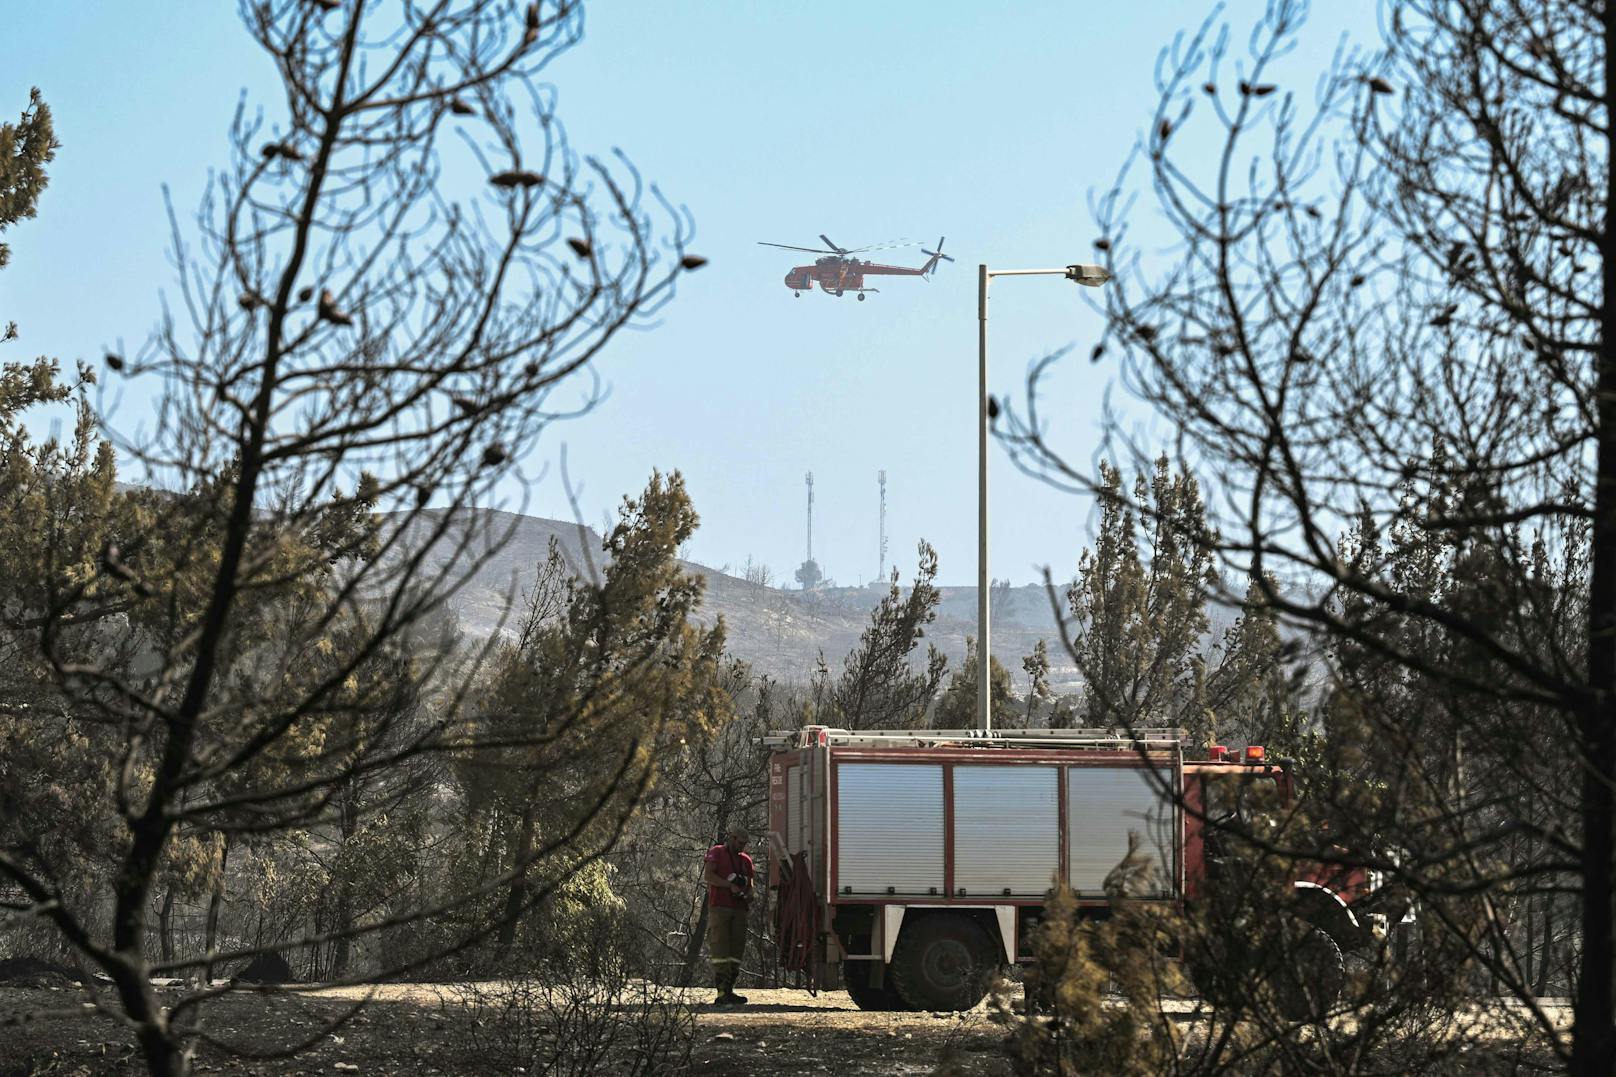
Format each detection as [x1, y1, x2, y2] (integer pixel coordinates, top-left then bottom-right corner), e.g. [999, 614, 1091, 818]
[764, 725, 1401, 1012]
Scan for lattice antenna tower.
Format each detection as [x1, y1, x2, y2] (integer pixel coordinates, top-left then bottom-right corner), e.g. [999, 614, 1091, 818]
[794, 471, 824, 590]
[805, 471, 814, 563]
[878, 470, 888, 582]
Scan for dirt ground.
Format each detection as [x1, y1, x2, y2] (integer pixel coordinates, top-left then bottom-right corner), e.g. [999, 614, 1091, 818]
[1, 979, 1574, 1075]
[0, 982, 1015, 1076]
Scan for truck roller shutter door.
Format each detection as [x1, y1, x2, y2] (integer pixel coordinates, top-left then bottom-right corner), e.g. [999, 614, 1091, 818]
[1068, 767, 1174, 897]
[837, 763, 943, 896]
[953, 766, 1059, 897]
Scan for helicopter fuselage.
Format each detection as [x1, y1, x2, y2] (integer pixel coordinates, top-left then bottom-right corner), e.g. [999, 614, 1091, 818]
[784, 255, 934, 298]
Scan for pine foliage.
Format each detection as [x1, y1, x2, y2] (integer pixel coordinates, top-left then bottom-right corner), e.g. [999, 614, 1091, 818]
[1067, 456, 1215, 730]
[0, 88, 56, 277]
[931, 635, 1016, 729]
[818, 541, 947, 729]
[1005, 834, 1184, 1076]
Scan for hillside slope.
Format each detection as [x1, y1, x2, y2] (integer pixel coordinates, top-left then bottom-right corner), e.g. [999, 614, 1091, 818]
[389, 508, 1080, 691]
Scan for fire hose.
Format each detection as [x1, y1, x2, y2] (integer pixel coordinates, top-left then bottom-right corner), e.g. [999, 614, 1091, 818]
[773, 850, 820, 994]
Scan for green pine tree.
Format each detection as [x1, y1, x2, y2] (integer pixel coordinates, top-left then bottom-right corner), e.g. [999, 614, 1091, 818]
[0, 88, 57, 339]
[455, 471, 730, 965]
[1021, 639, 1052, 724]
[932, 635, 1017, 729]
[824, 541, 948, 729]
[1067, 456, 1215, 730]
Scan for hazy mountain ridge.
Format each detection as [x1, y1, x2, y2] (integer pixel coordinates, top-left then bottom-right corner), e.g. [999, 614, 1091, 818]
[390, 508, 1087, 690]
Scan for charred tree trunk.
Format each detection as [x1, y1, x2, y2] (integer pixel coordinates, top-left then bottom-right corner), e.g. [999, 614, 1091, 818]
[1574, 27, 1616, 1072]
[496, 798, 538, 961]
[681, 898, 711, 988]
[1538, 901, 1557, 1000]
[202, 833, 232, 986]
[331, 893, 353, 978]
[1576, 452, 1616, 1064]
[331, 785, 358, 979]
[158, 886, 175, 967]
[680, 805, 730, 987]
[110, 814, 188, 1077]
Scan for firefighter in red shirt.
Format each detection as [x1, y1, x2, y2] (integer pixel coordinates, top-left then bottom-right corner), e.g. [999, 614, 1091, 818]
[703, 826, 755, 1005]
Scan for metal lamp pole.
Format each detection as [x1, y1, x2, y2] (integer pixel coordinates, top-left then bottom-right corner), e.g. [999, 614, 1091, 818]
[976, 262, 1111, 731]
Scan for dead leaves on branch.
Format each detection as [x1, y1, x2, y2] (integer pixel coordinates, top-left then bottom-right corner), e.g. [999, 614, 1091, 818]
[260, 141, 303, 163]
[317, 288, 353, 327]
[488, 169, 544, 190]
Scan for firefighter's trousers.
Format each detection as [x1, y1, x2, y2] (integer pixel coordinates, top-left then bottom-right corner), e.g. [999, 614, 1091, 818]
[707, 905, 748, 993]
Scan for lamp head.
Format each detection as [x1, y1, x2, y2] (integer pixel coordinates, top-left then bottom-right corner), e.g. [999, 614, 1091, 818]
[1065, 263, 1112, 287]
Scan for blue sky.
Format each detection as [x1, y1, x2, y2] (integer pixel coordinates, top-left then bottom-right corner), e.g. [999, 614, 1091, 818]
[5, 1, 1369, 587]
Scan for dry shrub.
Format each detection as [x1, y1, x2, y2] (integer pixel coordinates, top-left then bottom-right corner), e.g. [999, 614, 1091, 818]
[442, 934, 693, 1077]
[1001, 839, 1186, 1077]
[997, 819, 1547, 1074]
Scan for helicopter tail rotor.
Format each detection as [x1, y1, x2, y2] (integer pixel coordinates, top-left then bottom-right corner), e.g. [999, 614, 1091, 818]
[921, 237, 954, 275]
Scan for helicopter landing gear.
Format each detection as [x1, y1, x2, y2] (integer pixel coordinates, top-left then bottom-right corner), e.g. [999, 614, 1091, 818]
[793, 291, 801, 297]
[857, 293, 866, 301]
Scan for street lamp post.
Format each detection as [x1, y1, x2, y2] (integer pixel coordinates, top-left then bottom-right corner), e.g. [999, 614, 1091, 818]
[976, 262, 1111, 731]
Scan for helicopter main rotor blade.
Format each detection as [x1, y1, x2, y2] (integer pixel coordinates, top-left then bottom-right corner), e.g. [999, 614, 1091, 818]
[759, 241, 835, 254]
[842, 238, 920, 255]
[819, 234, 848, 254]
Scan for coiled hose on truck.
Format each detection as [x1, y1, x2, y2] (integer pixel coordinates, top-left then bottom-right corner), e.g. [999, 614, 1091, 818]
[773, 850, 820, 994]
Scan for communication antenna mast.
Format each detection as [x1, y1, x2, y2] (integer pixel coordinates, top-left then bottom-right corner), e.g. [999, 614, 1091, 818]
[878, 470, 888, 583]
[795, 471, 823, 590]
[806, 471, 814, 563]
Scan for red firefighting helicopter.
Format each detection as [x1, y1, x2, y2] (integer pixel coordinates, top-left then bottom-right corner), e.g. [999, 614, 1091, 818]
[758, 235, 954, 300]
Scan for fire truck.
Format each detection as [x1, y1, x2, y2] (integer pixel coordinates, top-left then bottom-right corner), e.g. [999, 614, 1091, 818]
[764, 725, 1407, 1013]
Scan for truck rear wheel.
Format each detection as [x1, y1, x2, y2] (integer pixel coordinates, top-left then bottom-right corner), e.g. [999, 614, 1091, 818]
[1273, 925, 1344, 1021]
[888, 914, 998, 1011]
[842, 960, 909, 1011]
[1188, 921, 1343, 1021]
